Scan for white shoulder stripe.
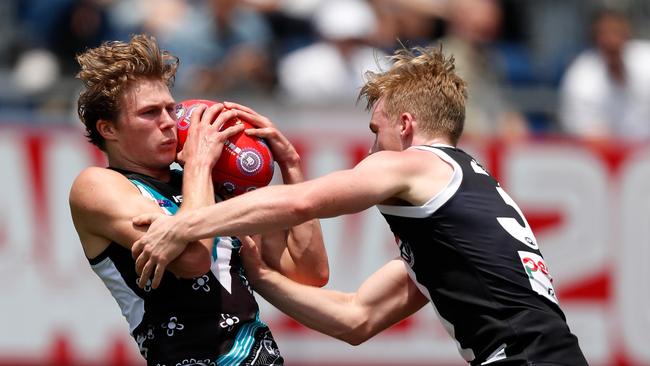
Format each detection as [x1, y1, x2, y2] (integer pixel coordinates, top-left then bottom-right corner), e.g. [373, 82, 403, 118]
[377, 146, 463, 218]
[91, 257, 145, 334]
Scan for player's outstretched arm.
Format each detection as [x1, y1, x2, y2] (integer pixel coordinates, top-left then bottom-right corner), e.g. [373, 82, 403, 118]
[229, 101, 328, 287]
[140, 150, 411, 240]
[130, 151, 409, 286]
[240, 236, 428, 345]
[70, 167, 211, 280]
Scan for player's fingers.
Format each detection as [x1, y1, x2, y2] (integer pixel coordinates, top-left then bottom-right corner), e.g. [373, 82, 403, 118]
[223, 101, 259, 117]
[133, 213, 159, 226]
[176, 151, 186, 166]
[244, 127, 276, 138]
[238, 236, 256, 256]
[151, 263, 166, 289]
[220, 123, 246, 139]
[250, 234, 263, 245]
[230, 108, 271, 128]
[139, 261, 155, 288]
[135, 249, 149, 274]
[188, 103, 208, 128]
[202, 103, 225, 126]
[132, 239, 144, 259]
[213, 109, 239, 129]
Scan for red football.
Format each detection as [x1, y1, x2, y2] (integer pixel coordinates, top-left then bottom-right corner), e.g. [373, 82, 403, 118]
[174, 99, 275, 196]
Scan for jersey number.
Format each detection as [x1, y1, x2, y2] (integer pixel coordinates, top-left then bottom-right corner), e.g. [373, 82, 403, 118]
[472, 160, 538, 249]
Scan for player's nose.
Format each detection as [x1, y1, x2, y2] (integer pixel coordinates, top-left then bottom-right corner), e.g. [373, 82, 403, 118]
[160, 108, 176, 130]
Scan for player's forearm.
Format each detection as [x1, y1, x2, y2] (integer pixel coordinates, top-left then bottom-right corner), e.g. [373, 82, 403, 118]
[182, 184, 312, 240]
[254, 269, 368, 344]
[178, 161, 216, 260]
[276, 160, 329, 285]
[180, 169, 378, 241]
[283, 220, 329, 286]
[278, 158, 304, 185]
[180, 161, 215, 210]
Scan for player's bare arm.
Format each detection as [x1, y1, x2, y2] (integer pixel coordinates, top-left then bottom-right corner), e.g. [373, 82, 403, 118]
[240, 235, 429, 345]
[228, 101, 329, 286]
[129, 150, 405, 281]
[69, 167, 211, 279]
[139, 147, 451, 238]
[131, 145, 452, 285]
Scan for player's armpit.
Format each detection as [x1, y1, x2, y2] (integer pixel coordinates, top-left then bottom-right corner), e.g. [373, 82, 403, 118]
[69, 167, 211, 277]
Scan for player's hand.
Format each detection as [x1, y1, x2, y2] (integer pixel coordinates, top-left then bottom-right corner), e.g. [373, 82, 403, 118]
[224, 101, 300, 168]
[177, 103, 245, 168]
[238, 234, 272, 285]
[131, 212, 188, 289]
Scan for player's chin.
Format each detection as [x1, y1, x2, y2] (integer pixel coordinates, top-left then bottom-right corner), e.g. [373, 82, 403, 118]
[159, 144, 177, 157]
[157, 151, 177, 166]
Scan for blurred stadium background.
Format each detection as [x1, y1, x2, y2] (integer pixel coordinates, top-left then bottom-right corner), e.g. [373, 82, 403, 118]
[1, 0, 650, 365]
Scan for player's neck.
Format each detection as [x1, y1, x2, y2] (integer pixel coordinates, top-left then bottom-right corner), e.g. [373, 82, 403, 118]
[411, 135, 454, 148]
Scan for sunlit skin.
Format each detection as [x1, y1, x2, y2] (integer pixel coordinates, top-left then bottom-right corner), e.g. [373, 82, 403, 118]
[98, 79, 178, 180]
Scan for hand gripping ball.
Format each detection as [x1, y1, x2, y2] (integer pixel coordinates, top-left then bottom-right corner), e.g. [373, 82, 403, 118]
[174, 99, 274, 196]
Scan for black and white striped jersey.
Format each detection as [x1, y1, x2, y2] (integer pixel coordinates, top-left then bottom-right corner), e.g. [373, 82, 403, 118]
[88, 168, 283, 366]
[378, 145, 587, 366]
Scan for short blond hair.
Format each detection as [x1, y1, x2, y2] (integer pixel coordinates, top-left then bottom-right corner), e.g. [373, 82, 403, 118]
[76, 34, 178, 150]
[360, 46, 468, 145]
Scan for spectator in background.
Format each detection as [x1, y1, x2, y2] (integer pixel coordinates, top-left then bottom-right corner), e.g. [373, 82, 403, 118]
[439, 0, 529, 141]
[276, 0, 389, 104]
[369, 0, 445, 51]
[239, 0, 321, 56]
[141, 0, 275, 96]
[10, 0, 115, 98]
[559, 8, 650, 143]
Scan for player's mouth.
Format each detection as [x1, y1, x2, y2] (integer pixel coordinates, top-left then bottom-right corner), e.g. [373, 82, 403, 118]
[161, 139, 177, 148]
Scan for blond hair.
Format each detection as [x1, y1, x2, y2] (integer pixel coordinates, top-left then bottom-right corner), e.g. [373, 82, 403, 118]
[360, 46, 467, 145]
[76, 34, 179, 150]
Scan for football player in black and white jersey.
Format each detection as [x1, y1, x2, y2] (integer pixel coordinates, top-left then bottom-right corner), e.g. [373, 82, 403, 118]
[69, 34, 328, 366]
[133, 46, 588, 365]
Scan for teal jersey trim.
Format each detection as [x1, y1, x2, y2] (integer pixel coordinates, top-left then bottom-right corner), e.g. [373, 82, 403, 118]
[128, 179, 179, 215]
[212, 238, 219, 261]
[212, 237, 242, 261]
[216, 312, 269, 366]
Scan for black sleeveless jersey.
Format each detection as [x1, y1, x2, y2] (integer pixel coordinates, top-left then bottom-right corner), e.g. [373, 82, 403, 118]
[88, 168, 283, 366]
[378, 145, 587, 366]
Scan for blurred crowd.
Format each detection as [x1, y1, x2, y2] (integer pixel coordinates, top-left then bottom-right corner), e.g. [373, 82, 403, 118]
[1, 0, 650, 142]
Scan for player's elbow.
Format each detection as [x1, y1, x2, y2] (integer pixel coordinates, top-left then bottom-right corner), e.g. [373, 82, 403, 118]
[335, 308, 373, 346]
[294, 267, 329, 288]
[313, 266, 329, 287]
[171, 243, 212, 278]
[338, 324, 373, 346]
[310, 259, 330, 287]
[174, 257, 211, 278]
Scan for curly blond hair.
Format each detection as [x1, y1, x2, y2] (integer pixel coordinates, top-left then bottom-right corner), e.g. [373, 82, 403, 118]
[76, 34, 179, 150]
[359, 46, 468, 145]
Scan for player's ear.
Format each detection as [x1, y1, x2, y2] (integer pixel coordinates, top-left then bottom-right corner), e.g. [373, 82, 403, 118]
[399, 112, 414, 138]
[97, 119, 118, 141]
